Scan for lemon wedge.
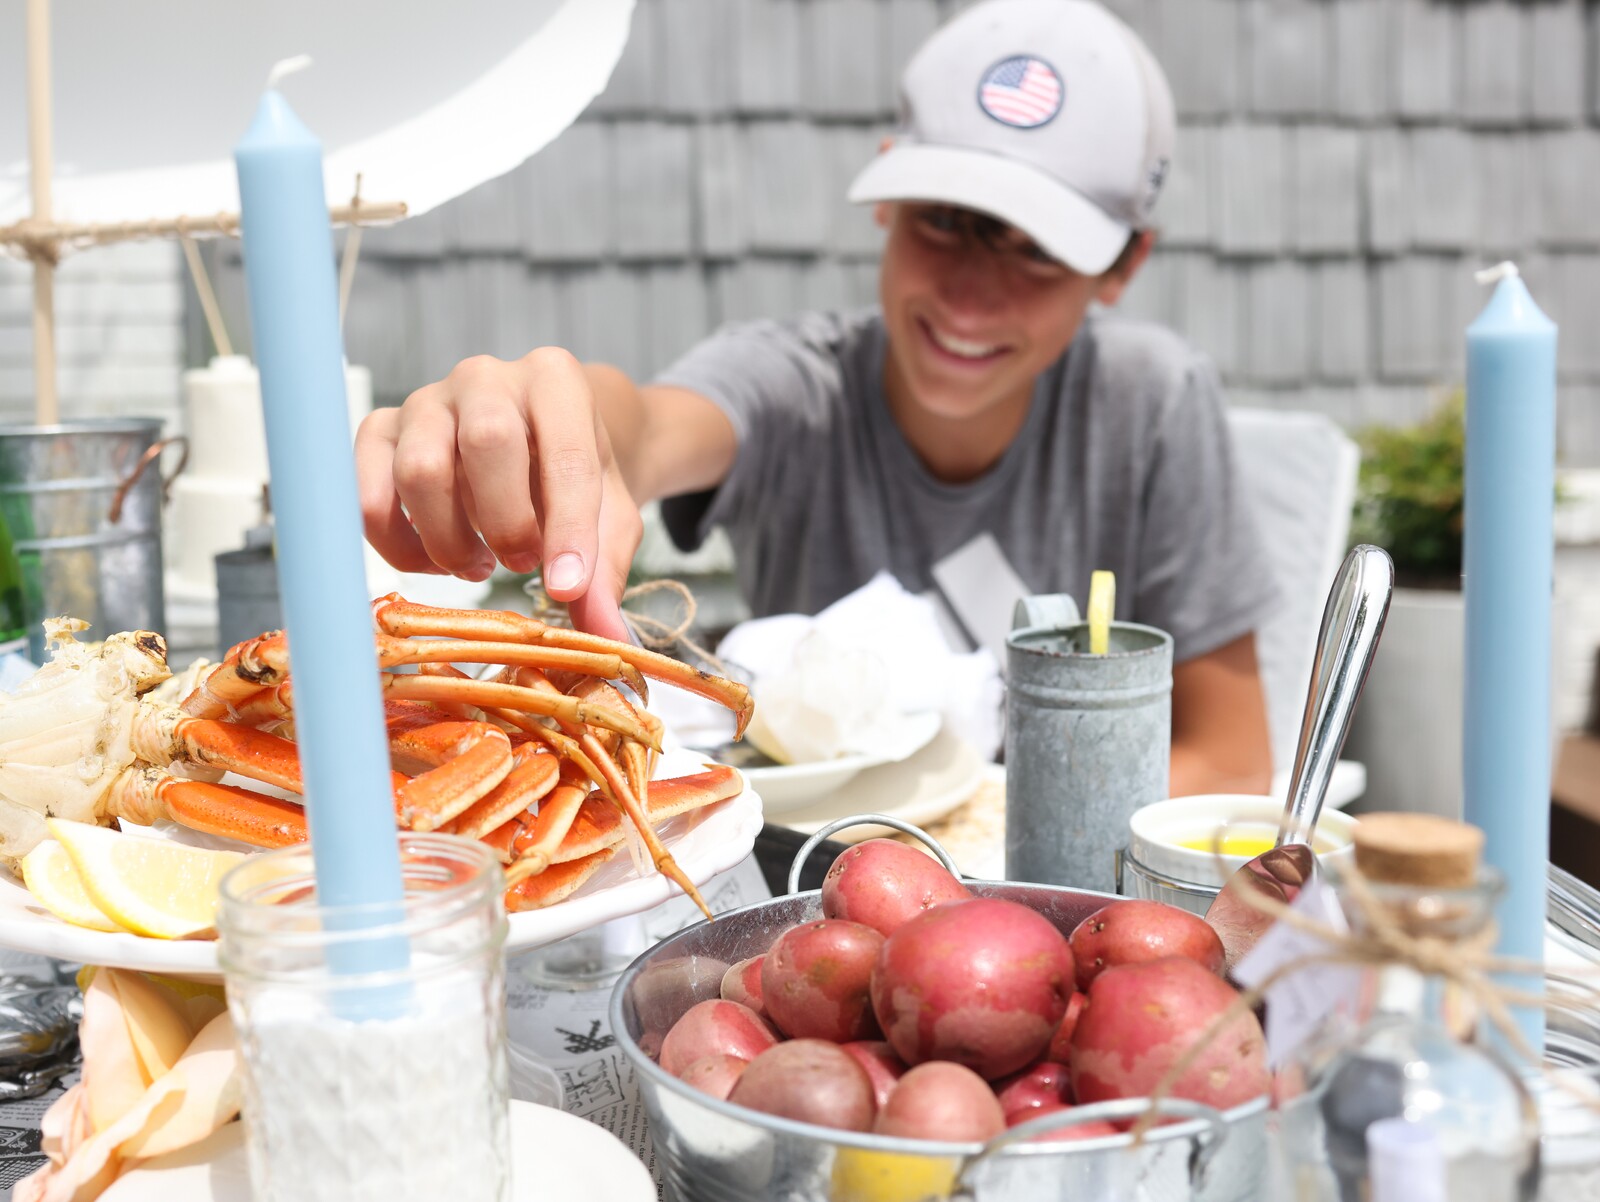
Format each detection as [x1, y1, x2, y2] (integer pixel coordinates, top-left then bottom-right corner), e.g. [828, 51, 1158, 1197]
[1087, 569, 1116, 655]
[20, 839, 120, 932]
[46, 819, 245, 939]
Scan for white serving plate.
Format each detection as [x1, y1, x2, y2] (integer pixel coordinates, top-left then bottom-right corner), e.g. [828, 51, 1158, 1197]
[738, 709, 943, 815]
[99, 1099, 654, 1202]
[0, 748, 762, 979]
[771, 723, 986, 844]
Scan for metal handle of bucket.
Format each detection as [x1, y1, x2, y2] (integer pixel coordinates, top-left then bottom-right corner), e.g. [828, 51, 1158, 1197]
[1011, 592, 1080, 632]
[108, 436, 189, 524]
[951, 1096, 1231, 1200]
[786, 815, 962, 895]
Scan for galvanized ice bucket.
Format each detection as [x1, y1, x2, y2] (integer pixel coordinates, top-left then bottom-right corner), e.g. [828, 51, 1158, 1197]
[0, 420, 183, 662]
[1005, 595, 1173, 894]
[610, 818, 1266, 1202]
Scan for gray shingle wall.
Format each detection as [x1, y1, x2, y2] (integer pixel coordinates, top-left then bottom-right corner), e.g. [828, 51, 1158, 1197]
[198, 0, 1600, 467]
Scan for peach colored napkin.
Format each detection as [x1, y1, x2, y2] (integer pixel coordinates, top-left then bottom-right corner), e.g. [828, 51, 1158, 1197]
[16, 969, 240, 1202]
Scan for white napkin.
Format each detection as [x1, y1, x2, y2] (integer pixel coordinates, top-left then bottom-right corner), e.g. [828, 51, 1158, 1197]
[652, 572, 1004, 761]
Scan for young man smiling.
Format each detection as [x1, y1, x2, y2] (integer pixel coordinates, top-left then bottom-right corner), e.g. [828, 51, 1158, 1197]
[356, 0, 1277, 795]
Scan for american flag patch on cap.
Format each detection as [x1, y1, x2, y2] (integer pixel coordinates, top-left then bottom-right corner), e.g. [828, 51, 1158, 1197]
[977, 55, 1063, 129]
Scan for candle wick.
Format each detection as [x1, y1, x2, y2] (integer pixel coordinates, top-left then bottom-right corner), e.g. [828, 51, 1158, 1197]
[266, 54, 314, 92]
[1474, 261, 1520, 286]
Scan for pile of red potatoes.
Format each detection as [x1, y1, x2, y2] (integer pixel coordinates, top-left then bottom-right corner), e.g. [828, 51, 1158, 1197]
[634, 840, 1268, 1144]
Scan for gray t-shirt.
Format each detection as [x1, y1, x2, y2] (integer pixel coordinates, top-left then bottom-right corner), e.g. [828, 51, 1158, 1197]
[656, 308, 1275, 663]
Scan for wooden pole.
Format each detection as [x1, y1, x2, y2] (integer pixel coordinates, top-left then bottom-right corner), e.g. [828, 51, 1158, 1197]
[179, 234, 232, 358]
[27, 0, 58, 426]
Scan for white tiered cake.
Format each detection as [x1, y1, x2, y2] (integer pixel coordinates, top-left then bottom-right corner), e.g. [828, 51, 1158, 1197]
[166, 355, 374, 604]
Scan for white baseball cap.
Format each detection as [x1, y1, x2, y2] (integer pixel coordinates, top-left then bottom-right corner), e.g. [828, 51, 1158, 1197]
[848, 0, 1175, 276]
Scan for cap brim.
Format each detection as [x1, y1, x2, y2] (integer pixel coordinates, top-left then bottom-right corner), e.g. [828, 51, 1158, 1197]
[847, 143, 1130, 276]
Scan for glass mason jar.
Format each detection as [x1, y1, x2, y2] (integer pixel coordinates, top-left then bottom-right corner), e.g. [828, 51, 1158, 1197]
[1274, 865, 1541, 1202]
[1531, 973, 1600, 1200]
[218, 833, 512, 1202]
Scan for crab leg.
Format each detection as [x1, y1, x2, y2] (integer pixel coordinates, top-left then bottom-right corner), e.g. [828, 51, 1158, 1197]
[504, 848, 617, 911]
[108, 767, 309, 848]
[443, 743, 561, 842]
[180, 633, 291, 719]
[374, 634, 647, 700]
[503, 766, 743, 870]
[388, 721, 514, 831]
[376, 673, 661, 751]
[371, 595, 754, 737]
[490, 665, 710, 913]
[486, 760, 591, 870]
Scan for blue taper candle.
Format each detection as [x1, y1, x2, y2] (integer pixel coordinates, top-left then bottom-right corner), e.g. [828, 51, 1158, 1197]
[1464, 262, 1557, 1052]
[233, 75, 406, 942]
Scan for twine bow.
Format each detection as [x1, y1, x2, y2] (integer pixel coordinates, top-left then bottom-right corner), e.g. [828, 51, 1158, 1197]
[1130, 851, 1600, 1142]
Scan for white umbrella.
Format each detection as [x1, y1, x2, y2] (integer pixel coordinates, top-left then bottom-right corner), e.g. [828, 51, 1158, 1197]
[0, 0, 635, 420]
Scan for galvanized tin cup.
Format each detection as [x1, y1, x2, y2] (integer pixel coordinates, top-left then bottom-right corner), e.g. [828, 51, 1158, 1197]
[1005, 595, 1173, 893]
[609, 817, 1266, 1202]
[0, 420, 182, 661]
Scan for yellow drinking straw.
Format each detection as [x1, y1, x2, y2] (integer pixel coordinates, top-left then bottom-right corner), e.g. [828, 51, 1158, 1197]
[1087, 570, 1115, 655]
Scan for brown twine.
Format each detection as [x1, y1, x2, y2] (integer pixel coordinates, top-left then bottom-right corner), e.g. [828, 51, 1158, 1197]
[1127, 847, 1600, 1144]
[522, 576, 732, 678]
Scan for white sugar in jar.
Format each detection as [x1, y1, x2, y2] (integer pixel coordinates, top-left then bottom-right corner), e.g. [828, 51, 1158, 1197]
[220, 834, 511, 1202]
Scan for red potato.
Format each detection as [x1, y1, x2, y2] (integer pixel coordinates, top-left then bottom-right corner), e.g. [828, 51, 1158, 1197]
[659, 999, 779, 1077]
[872, 1062, 1006, 1143]
[631, 954, 732, 1040]
[839, 1041, 908, 1111]
[678, 1053, 749, 1101]
[871, 897, 1074, 1080]
[1070, 957, 1268, 1111]
[762, 919, 884, 1042]
[1005, 1102, 1121, 1142]
[728, 1040, 876, 1132]
[1068, 900, 1225, 992]
[993, 1061, 1072, 1121]
[1047, 992, 1087, 1063]
[720, 956, 768, 1018]
[821, 839, 970, 936]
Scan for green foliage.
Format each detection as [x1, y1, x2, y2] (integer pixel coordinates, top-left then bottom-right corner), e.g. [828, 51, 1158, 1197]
[1350, 393, 1464, 587]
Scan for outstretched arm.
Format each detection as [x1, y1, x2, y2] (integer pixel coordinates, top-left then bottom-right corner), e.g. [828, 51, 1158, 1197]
[1169, 632, 1273, 797]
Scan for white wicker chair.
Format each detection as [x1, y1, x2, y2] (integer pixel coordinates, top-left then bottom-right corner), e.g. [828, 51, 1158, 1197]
[1226, 407, 1367, 808]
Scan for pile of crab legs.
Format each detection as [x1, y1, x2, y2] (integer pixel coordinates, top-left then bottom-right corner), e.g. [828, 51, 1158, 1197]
[108, 594, 754, 918]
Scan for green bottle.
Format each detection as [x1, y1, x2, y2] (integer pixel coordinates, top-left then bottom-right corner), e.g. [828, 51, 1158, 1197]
[0, 508, 31, 657]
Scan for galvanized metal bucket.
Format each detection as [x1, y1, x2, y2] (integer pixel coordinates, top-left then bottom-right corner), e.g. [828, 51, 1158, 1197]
[609, 816, 1266, 1202]
[215, 543, 282, 653]
[0, 421, 184, 662]
[1005, 595, 1173, 893]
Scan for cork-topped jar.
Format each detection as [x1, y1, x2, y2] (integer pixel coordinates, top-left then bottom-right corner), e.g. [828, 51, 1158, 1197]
[1275, 813, 1540, 1202]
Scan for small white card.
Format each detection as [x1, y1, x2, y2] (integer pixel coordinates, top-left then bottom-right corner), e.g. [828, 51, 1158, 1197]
[928, 532, 1032, 666]
[1233, 874, 1364, 1068]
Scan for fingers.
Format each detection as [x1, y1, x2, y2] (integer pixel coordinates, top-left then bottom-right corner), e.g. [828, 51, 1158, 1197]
[566, 479, 644, 644]
[388, 379, 495, 579]
[355, 350, 627, 612]
[453, 369, 540, 574]
[355, 407, 436, 573]
[517, 349, 605, 603]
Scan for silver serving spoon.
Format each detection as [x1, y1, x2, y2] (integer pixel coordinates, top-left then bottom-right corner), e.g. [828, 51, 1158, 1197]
[1205, 544, 1395, 970]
